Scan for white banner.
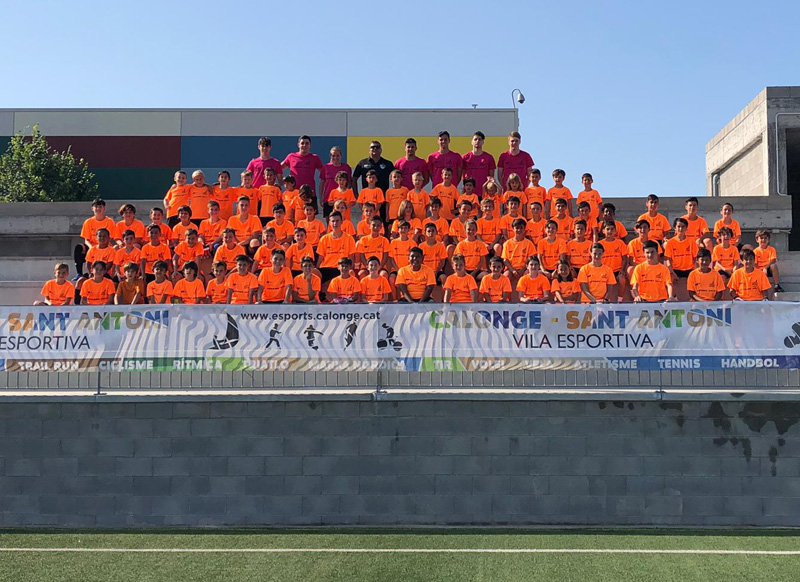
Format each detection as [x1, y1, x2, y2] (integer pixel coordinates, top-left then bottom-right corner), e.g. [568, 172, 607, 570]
[1, 303, 799, 372]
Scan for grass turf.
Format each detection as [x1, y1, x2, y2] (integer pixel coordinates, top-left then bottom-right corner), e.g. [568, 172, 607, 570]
[0, 528, 798, 581]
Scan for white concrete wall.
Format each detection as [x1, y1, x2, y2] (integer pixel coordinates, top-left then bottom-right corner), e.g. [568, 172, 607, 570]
[717, 139, 765, 197]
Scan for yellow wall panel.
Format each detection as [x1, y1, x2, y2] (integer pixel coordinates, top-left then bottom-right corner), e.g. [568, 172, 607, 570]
[346, 136, 509, 168]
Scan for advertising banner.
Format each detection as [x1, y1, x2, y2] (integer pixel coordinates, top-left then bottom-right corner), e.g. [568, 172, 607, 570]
[1, 303, 799, 373]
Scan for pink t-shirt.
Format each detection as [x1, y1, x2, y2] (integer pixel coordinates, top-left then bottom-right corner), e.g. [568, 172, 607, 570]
[497, 150, 534, 184]
[426, 150, 464, 187]
[394, 156, 430, 190]
[461, 151, 497, 189]
[246, 157, 283, 188]
[320, 163, 352, 203]
[282, 152, 324, 195]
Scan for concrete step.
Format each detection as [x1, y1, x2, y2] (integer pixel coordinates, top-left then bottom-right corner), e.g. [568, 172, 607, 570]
[0, 258, 73, 282]
[0, 235, 78, 258]
[0, 282, 44, 305]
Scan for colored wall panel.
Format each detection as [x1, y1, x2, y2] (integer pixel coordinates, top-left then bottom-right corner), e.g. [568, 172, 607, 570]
[44, 136, 181, 168]
[90, 168, 177, 201]
[0, 111, 12, 136]
[181, 110, 347, 137]
[13, 111, 181, 136]
[181, 136, 347, 169]
[346, 136, 509, 169]
[346, 110, 516, 137]
[0, 137, 9, 154]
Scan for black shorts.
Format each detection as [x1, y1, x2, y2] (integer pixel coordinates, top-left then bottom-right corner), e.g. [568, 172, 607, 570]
[167, 216, 180, 228]
[291, 270, 302, 278]
[613, 270, 622, 279]
[398, 297, 434, 303]
[674, 269, 692, 279]
[145, 273, 155, 284]
[319, 267, 339, 285]
[190, 218, 203, 227]
[767, 264, 776, 278]
[261, 299, 283, 304]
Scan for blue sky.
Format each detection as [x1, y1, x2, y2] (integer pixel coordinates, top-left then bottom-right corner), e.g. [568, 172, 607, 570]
[2, 0, 798, 197]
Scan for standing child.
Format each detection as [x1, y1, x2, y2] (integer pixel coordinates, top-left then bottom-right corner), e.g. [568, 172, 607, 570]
[443, 254, 479, 303]
[631, 241, 674, 303]
[426, 198, 450, 243]
[626, 220, 659, 283]
[575, 202, 598, 243]
[329, 171, 356, 221]
[116, 204, 145, 247]
[479, 256, 512, 303]
[713, 202, 741, 247]
[286, 227, 316, 275]
[499, 196, 524, 241]
[421, 223, 448, 286]
[502, 173, 526, 216]
[391, 201, 422, 242]
[598, 221, 628, 302]
[458, 178, 480, 218]
[385, 170, 409, 224]
[430, 167, 458, 220]
[173, 261, 207, 304]
[36, 263, 74, 306]
[84, 228, 116, 281]
[598, 203, 628, 241]
[171, 206, 194, 245]
[237, 170, 259, 208]
[551, 198, 574, 242]
[357, 169, 386, 220]
[754, 229, 783, 292]
[187, 170, 212, 224]
[356, 216, 391, 276]
[199, 200, 227, 255]
[212, 170, 237, 221]
[687, 249, 725, 301]
[283, 177, 302, 223]
[476, 198, 503, 257]
[728, 249, 773, 301]
[80, 261, 116, 305]
[148, 207, 174, 249]
[551, 260, 580, 304]
[576, 173, 602, 225]
[297, 203, 326, 249]
[547, 169, 573, 217]
[257, 169, 283, 222]
[265, 203, 294, 248]
[147, 261, 174, 304]
[526, 201, 547, 245]
[76, 198, 118, 276]
[163, 171, 191, 227]
[517, 256, 551, 303]
[481, 179, 502, 215]
[682, 197, 711, 249]
[172, 229, 205, 282]
[566, 220, 592, 274]
[637, 194, 671, 242]
[663, 217, 695, 300]
[407, 171, 430, 220]
[524, 168, 547, 219]
[448, 200, 473, 252]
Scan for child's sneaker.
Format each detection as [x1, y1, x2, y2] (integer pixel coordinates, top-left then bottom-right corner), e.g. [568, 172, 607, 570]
[775, 284, 785, 293]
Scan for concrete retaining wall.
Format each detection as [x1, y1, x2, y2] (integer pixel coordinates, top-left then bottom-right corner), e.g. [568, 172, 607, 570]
[1, 396, 798, 527]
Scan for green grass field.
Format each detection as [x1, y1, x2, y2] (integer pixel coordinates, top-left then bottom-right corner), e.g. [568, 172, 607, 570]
[0, 528, 799, 581]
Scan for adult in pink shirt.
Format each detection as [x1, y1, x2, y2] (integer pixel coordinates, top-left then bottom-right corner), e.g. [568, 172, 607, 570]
[246, 137, 283, 188]
[394, 137, 429, 190]
[497, 131, 534, 188]
[426, 130, 464, 187]
[461, 131, 496, 190]
[281, 135, 324, 197]
[320, 145, 352, 217]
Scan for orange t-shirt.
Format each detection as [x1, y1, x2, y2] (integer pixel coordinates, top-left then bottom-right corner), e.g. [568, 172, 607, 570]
[257, 267, 293, 302]
[317, 233, 356, 269]
[637, 213, 671, 241]
[187, 185, 211, 220]
[147, 279, 174, 304]
[227, 214, 263, 244]
[598, 219, 628, 240]
[80, 278, 116, 305]
[172, 222, 195, 243]
[444, 273, 478, 302]
[356, 219, 385, 239]
[81, 217, 118, 246]
[173, 278, 206, 304]
[226, 272, 259, 304]
[253, 244, 280, 270]
[114, 247, 142, 271]
[328, 275, 361, 299]
[214, 244, 242, 271]
[164, 185, 191, 217]
[479, 274, 512, 302]
[457, 193, 479, 218]
[293, 273, 322, 302]
[390, 238, 416, 269]
[115, 278, 146, 305]
[754, 245, 778, 269]
[577, 263, 616, 303]
[296, 219, 326, 247]
[258, 185, 283, 218]
[687, 269, 725, 301]
[577, 190, 602, 222]
[328, 189, 356, 221]
[431, 184, 459, 219]
[407, 190, 430, 220]
[552, 215, 574, 241]
[626, 238, 661, 266]
[712, 244, 740, 272]
[421, 241, 447, 271]
[153, 223, 174, 244]
[499, 214, 524, 240]
[285, 243, 315, 271]
[455, 239, 489, 271]
[517, 273, 550, 300]
[396, 265, 436, 300]
[713, 219, 742, 245]
[357, 187, 385, 207]
[449, 218, 469, 243]
[631, 262, 671, 301]
[116, 219, 146, 241]
[682, 215, 710, 242]
[391, 218, 422, 236]
[361, 275, 392, 302]
[140, 243, 172, 275]
[551, 278, 580, 302]
[547, 187, 573, 216]
[199, 218, 227, 244]
[524, 186, 548, 209]
[206, 278, 229, 304]
[386, 187, 409, 220]
[599, 238, 628, 273]
[728, 268, 771, 301]
[526, 218, 546, 245]
[502, 238, 537, 270]
[356, 235, 391, 261]
[265, 219, 295, 243]
[502, 189, 526, 208]
[537, 238, 567, 271]
[237, 187, 259, 206]
[566, 239, 592, 270]
[212, 186, 236, 221]
[477, 216, 502, 243]
[424, 216, 450, 242]
[664, 236, 696, 271]
[41, 279, 75, 305]
[173, 241, 204, 269]
[85, 245, 116, 269]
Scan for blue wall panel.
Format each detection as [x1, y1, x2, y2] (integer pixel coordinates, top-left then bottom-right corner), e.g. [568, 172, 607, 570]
[180, 136, 347, 169]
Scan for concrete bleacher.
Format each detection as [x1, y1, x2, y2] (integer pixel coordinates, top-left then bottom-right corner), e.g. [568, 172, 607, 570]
[0, 195, 795, 305]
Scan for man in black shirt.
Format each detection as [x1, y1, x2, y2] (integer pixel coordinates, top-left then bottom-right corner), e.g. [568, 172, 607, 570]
[353, 141, 395, 195]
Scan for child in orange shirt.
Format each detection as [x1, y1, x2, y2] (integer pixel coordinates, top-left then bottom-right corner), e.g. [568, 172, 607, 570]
[356, 202, 384, 240]
[80, 261, 116, 305]
[524, 168, 547, 219]
[237, 170, 259, 208]
[551, 260, 580, 304]
[576, 202, 598, 243]
[599, 221, 628, 299]
[257, 248, 293, 304]
[728, 249, 773, 301]
[711, 227, 741, 281]
[282, 176, 301, 223]
[297, 203, 326, 248]
[84, 228, 117, 282]
[114, 262, 146, 305]
[631, 241, 674, 303]
[147, 261, 174, 304]
[637, 194, 671, 242]
[664, 217, 695, 300]
[407, 171, 430, 220]
[116, 203, 145, 247]
[447, 200, 473, 250]
[266, 203, 295, 247]
[391, 201, 422, 242]
[163, 170, 190, 225]
[687, 249, 725, 301]
[356, 216, 392, 275]
[140, 224, 172, 283]
[357, 169, 386, 219]
[517, 256, 550, 303]
[578, 244, 617, 303]
[330, 200, 356, 237]
[551, 198, 574, 242]
[173, 229, 205, 281]
[444, 254, 479, 303]
[431, 167, 459, 220]
[385, 170, 409, 223]
[499, 196, 524, 241]
[329, 171, 356, 221]
[199, 200, 227, 253]
[626, 219, 661, 283]
[502, 218, 537, 284]
[566, 219, 592, 273]
[361, 256, 392, 303]
[537, 220, 568, 280]
[77, 198, 118, 276]
[713, 202, 742, 247]
[576, 173, 602, 224]
[257, 169, 283, 221]
[421, 223, 448, 286]
[547, 169, 572, 217]
[682, 196, 711, 249]
[458, 178, 480, 218]
[481, 179, 502, 215]
[187, 170, 213, 223]
[754, 229, 782, 292]
[502, 173, 526, 216]
[598, 203, 628, 241]
[212, 170, 237, 221]
[479, 256, 512, 303]
[252, 228, 279, 273]
[293, 256, 321, 304]
[425, 198, 450, 244]
[286, 227, 317, 275]
[205, 261, 229, 304]
[327, 257, 362, 303]
[173, 261, 207, 304]
[455, 219, 489, 282]
[36, 263, 74, 306]
[214, 228, 242, 272]
[149, 207, 174, 249]
[526, 201, 546, 245]
[171, 206, 194, 245]
[226, 255, 259, 304]
[477, 198, 503, 257]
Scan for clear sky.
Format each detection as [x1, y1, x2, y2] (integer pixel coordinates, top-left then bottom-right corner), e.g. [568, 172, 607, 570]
[2, 0, 798, 197]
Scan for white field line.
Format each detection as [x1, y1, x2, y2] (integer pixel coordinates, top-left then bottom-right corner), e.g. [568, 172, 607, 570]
[0, 548, 799, 555]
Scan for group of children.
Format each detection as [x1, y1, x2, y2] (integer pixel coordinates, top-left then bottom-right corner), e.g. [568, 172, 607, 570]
[39, 159, 782, 306]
